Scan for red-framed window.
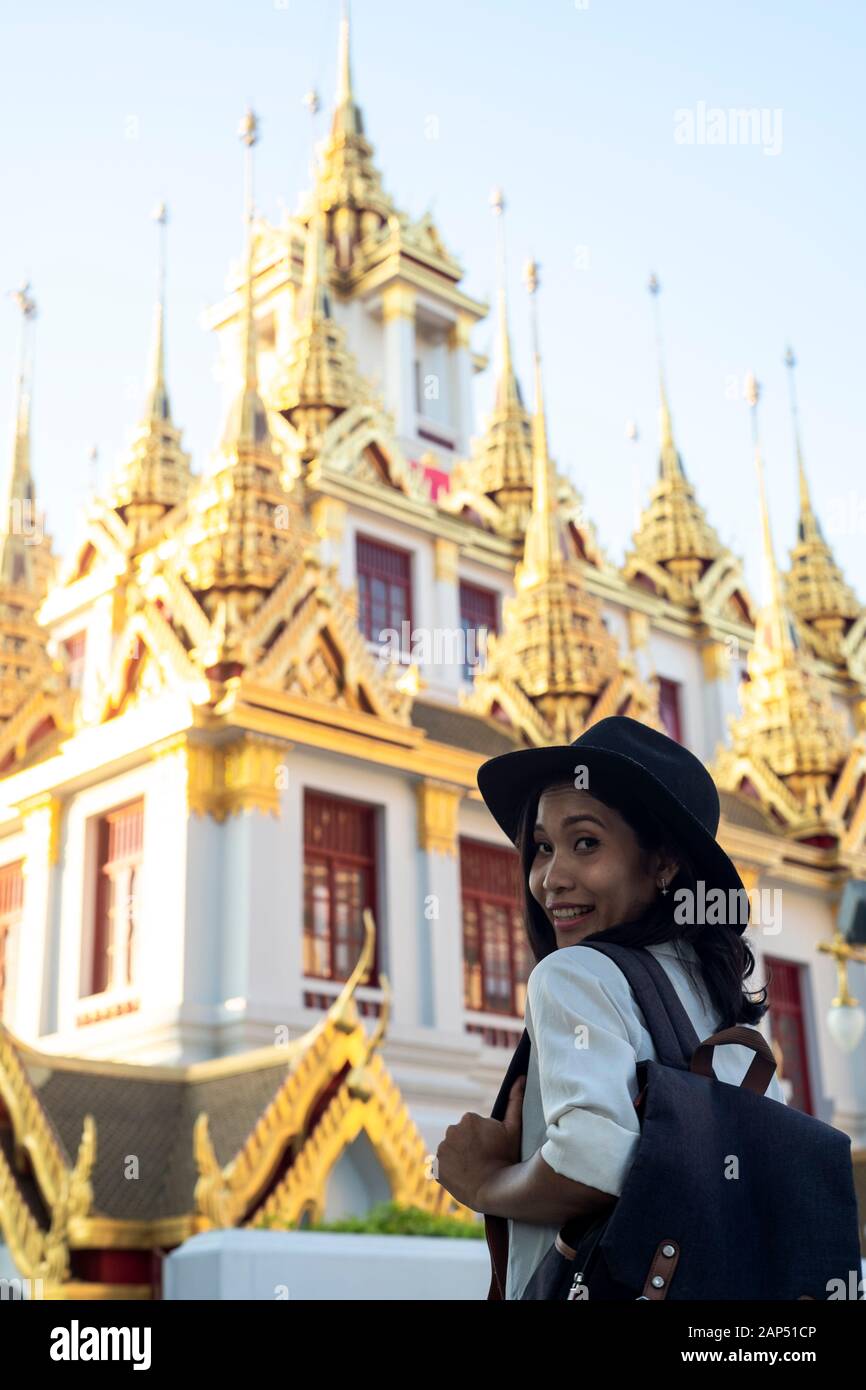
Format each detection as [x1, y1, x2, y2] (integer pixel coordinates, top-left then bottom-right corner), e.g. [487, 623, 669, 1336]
[459, 581, 499, 681]
[658, 676, 683, 743]
[356, 535, 412, 647]
[460, 837, 532, 1021]
[764, 956, 813, 1114]
[0, 861, 24, 1021]
[303, 791, 379, 986]
[90, 800, 144, 996]
[61, 631, 87, 691]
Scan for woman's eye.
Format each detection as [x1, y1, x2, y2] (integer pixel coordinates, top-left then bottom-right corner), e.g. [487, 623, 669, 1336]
[534, 836, 599, 854]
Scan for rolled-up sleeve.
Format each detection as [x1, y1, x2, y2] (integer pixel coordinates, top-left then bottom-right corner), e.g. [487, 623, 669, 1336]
[527, 951, 643, 1196]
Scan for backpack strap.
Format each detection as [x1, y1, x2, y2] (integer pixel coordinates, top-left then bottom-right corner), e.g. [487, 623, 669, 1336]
[490, 1027, 531, 1122]
[578, 941, 702, 1068]
[485, 1028, 531, 1300]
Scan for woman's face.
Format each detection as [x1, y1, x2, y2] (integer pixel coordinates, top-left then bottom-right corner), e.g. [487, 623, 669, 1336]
[528, 782, 679, 947]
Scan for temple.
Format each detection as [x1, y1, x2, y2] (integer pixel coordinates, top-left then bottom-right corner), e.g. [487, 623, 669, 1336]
[1, 5, 865, 1298]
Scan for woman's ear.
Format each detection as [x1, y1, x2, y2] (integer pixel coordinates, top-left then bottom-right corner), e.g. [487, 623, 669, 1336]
[655, 850, 680, 886]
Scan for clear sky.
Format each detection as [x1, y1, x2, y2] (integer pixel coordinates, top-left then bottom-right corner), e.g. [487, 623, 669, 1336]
[1, 0, 864, 600]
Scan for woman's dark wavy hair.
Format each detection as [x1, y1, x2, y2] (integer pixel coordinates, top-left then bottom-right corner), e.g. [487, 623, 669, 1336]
[515, 773, 770, 1029]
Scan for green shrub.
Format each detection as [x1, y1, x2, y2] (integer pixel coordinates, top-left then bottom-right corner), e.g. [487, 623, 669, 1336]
[254, 1200, 484, 1238]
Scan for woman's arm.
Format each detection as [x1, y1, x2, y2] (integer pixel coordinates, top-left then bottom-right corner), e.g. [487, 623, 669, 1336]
[479, 1148, 617, 1224]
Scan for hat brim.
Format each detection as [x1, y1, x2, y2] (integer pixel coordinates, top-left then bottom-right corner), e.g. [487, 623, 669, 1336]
[476, 743, 749, 933]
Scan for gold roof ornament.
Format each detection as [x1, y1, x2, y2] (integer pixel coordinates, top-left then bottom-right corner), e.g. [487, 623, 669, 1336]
[0, 286, 68, 733]
[472, 189, 533, 525]
[440, 194, 606, 564]
[270, 162, 374, 461]
[782, 346, 862, 668]
[623, 275, 753, 624]
[179, 109, 301, 670]
[106, 204, 193, 543]
[713, 373, 855, 833]
[315, 0, 397, 273]
[462, 261, 660, 745]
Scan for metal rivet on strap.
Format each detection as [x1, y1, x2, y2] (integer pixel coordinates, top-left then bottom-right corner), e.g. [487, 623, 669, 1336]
[651, 1275, 665, 1288]
[662, 1244, 676, 1258]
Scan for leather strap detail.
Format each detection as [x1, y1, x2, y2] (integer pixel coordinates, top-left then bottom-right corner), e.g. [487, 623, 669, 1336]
[555, 1232, 578, 1260]
[690, 1026, 777, 1096]
[639, 1239, 680, 1300]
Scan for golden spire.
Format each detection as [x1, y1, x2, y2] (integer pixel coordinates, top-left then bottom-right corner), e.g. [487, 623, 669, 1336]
[179, 110, 300, 662]
[462, 261, 658, 745]
[469, 190, 533, 520]
[782, 345, 860, 651]
[519, 258, 559, 587]
[649, 274, 685, 484]
[145, 202, 170, 423]
[490, 189, 524, 418]
[0, 285, 62, 726]
[624, 274, 738, 609]
[316, 1, 396, 271]
[747, 372, 797, 653]
[334, 0, 358, 135]
[271, 151, 371, 460]
[722, 373, 848, 803]
[108, 204, 192, 537]
[1, 284, 39, 593]
[218, 109, 275, 456]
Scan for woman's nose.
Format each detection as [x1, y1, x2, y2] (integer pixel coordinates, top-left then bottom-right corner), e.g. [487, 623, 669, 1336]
[543, 855, 576, 891]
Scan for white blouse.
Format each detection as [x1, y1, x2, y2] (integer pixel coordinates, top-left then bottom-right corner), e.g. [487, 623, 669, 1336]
[505, 938, 788, 1300]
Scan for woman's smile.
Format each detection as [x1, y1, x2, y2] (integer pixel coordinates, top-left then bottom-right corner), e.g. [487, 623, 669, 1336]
[548, 903, 595, 928]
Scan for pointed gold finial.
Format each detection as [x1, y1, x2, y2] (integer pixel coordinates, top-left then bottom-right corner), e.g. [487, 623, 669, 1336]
[520, 257, 559, 585]
[5, 283, 37, 541]
[524, 256, 547, 469]
[337, 0, 354, 108]
[7, 283, 37, 477]
[784, 343, 815, 524]
[143, 201, 170, 422]
[746, 371, 792, 645]
[218, 108, 273, 454]
[316, 0, 397, 271]
[451, 192, 533, 523]
[647, 272, 681, 480]
[107, 203, 192, 533]
[490, 187, 522, 415]
[0, 280, 62, 709]
[329, 0, 363, 145]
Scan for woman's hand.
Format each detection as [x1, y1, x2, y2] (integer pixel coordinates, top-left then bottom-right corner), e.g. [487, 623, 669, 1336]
[434, 1074, 526, 1212]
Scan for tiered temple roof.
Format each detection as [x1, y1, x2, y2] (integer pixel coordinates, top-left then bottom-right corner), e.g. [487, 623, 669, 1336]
[462, 265, 660, 744]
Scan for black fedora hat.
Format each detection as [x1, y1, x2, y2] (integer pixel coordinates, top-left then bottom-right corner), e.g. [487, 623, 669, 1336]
[476, 715, 748, 933]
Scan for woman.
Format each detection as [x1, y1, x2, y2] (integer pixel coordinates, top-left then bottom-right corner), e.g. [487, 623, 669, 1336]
[434, 715, 787, 1300]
